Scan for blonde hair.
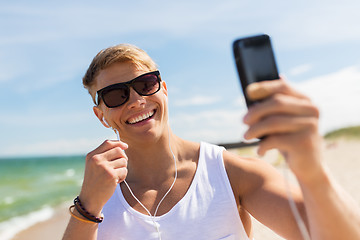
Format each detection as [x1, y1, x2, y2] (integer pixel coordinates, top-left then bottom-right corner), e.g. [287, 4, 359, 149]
[82, 44, 158, 94]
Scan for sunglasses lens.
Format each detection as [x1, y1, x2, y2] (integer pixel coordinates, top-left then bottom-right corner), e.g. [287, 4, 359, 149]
[98, 71, 161, 108]
[102, 87, 129, 108]
[133, 74, 160, 96]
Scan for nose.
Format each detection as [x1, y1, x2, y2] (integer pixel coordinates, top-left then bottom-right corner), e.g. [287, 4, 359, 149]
[127, 88, 146, 109]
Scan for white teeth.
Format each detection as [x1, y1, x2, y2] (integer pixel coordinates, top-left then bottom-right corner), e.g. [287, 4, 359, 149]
[128, 110, 154, 124]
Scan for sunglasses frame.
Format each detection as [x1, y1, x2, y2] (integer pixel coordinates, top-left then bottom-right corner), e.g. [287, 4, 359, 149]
[95, 70, 161, 108]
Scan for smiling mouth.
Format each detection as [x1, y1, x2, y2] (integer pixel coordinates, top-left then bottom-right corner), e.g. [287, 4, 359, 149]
[127, 110, 156, 125]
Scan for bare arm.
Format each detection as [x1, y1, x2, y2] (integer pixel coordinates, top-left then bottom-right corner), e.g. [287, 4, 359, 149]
[298, 164, 360, 239]
[242, 77, 360, 239]
[224, 151, 307, 240]
[62, 140, 128, 240]
[62, 215, 99, 240]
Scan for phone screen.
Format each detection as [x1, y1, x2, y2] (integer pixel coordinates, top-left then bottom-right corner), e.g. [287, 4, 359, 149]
[237, 41, 278, 83]
[233, 34, 279, 106]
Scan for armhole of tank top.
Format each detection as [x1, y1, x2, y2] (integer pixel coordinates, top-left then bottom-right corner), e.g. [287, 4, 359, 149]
[216, 147, 238, 209]
[216, 147, 251, 240]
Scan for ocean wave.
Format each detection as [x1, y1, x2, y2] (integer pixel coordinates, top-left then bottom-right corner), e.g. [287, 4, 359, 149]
[65, 168, 76, 177]
[42, 168, 78, 183]
[0, 206, 54, 240]
[1, 197, 15, 206]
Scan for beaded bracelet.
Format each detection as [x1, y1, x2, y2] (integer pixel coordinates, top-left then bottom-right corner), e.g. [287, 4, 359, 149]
[69, 205, 96, 224]
[73, 196, 104, 223]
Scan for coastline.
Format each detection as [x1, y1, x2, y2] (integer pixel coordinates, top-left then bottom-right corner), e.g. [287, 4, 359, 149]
[10, 139, 360, 240]
[11, 203, 70, 240]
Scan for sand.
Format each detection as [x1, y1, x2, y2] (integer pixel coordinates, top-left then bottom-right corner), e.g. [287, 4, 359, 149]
[11, 204, 70, 240]
[11, 139, 360, 240]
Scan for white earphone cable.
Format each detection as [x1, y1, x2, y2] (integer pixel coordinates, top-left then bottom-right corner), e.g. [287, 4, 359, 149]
[114, 125, 177, 240]
[282, 160, 311, 240]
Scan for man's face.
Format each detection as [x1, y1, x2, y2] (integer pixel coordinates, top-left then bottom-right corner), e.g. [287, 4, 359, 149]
[93, 62, 168, 143]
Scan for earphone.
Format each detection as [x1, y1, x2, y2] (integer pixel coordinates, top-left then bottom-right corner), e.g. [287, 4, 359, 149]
[103, 117, 121, 141]
[102, 117, 111, 128]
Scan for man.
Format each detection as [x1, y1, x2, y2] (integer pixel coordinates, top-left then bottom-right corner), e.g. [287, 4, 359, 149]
[63, 44, 360, 240]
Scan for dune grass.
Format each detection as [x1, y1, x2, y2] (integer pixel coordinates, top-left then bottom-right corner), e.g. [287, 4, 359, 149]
[324, 125, 360, 140]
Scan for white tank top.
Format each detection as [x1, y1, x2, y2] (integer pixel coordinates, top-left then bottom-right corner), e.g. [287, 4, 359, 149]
[98, 142, 250, 240]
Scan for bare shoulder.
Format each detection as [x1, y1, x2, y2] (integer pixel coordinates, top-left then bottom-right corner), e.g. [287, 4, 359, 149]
[178, 138, 200, 162]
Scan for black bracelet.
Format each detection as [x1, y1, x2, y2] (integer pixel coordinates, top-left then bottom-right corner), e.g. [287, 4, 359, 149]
[74, 196, 104, 223]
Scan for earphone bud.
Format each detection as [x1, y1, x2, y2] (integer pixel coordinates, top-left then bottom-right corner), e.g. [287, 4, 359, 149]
[103, 117, 120, 140]
[102, 117, 111, 128]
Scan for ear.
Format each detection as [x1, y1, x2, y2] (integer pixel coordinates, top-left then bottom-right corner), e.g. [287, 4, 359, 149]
[93, 106, 110, 128]
[162, 81, 168, 98]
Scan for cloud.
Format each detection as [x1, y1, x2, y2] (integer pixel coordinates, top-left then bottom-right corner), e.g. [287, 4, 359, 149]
[0, 53, 31, 83]
[289, 64, 313, 76]
[2, 1, 360, 50]
[233, 96, 246, 107]
[294, 65, 360, 133]
[1, 2, 219, 45]
[171, 108, 248, 143]
[1, 138, 102, 157]
[173, 95, 221, 107]
[271, 2, 360, 49]
[0, 110, 92, 128]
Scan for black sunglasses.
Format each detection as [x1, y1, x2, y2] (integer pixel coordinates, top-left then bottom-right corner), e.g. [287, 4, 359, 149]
[95, 71, 161, 108]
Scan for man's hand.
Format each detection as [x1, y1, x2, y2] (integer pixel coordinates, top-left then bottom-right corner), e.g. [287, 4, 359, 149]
[78, 140, 128, 216]
[243, 77, 323, 183]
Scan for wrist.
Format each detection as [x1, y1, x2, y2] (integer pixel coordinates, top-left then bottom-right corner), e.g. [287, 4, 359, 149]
[289, 142, 326, 186]
[69, 205, 99, 224]
[296, 162, 331, 193]
[78, 193, 104, 217]
[73, 196, 104, 223]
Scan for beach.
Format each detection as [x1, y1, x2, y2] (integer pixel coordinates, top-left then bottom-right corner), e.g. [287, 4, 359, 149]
[11, 203, 70, 240]
[8, 139, 360, 240]
[0, 156, 84, 240]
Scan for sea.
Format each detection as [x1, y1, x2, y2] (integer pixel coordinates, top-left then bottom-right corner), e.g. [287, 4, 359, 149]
[0, 155, 85, 240]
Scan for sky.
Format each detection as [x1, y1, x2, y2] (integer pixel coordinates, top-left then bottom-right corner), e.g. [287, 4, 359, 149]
[1, 0, 360, 157]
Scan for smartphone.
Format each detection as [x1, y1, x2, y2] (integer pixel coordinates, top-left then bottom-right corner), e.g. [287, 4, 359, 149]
[233, 34, 279, 107]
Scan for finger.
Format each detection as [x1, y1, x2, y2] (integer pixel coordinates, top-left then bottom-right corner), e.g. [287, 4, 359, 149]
[256, 131, 322, 175]
[115, 167, 128, 183]
[86, 140, 128, 160]
[99, 139, 128, 152]
[243, 94, 319, 125]
[246, 77, 309, 102]
[256, 134, 289, 156]
[256, 131, 313, 157]
[109, 157, 128, 169]
[244, 115, 318, 140]
[101, 146, 128, 162]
